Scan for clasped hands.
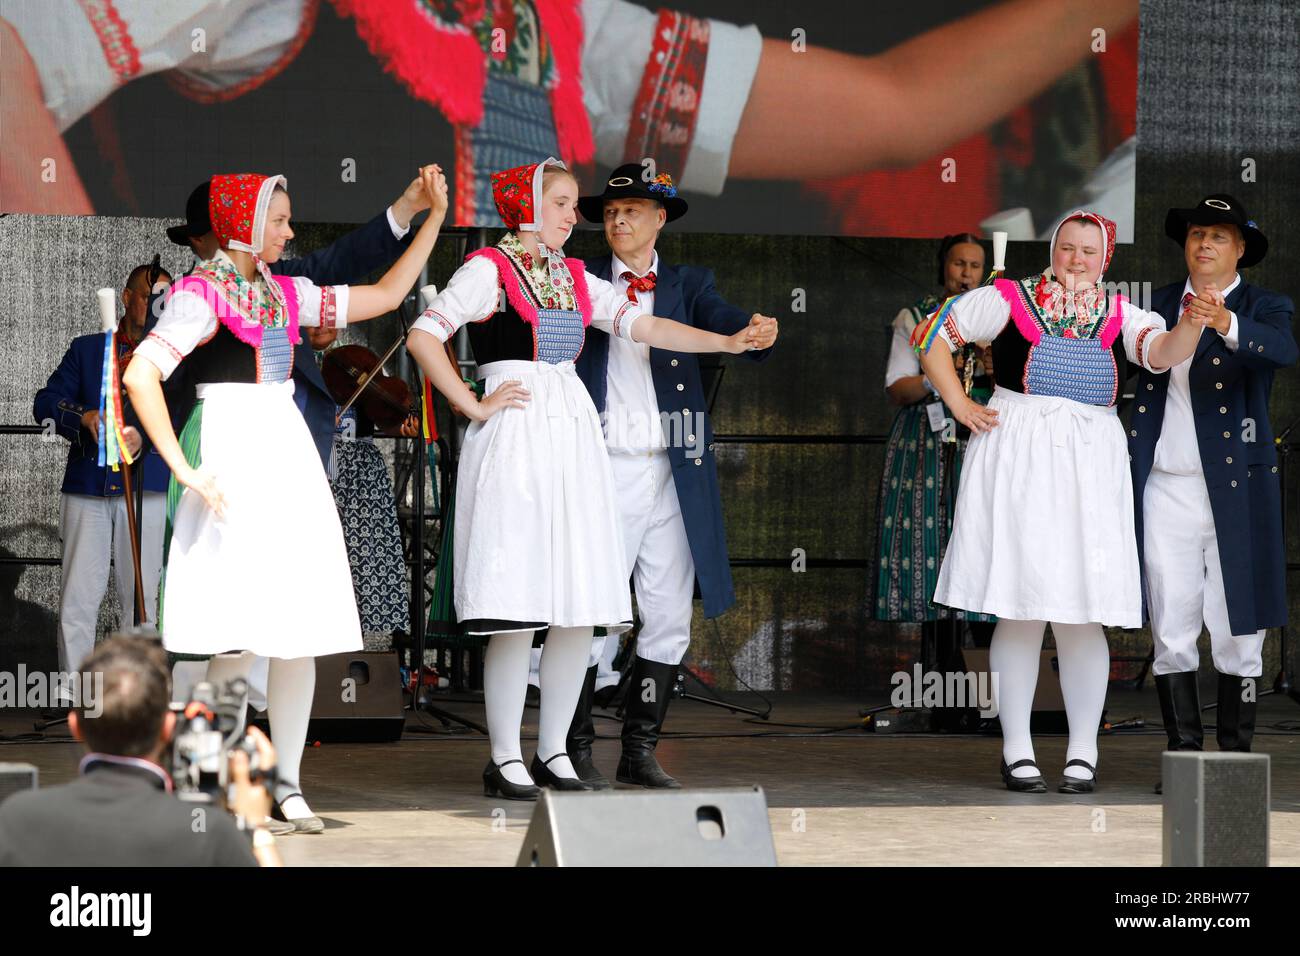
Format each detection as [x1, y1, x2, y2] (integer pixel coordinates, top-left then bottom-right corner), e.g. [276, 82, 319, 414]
[1181, 285, 1231, 335]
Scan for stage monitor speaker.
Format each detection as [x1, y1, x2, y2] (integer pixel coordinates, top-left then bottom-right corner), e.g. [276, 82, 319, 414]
[517, 787, 777, 867]
[0, 763, 38, 806]
[960, 648, 1068, 732]
[1163, 752, 1269, 867]
[305, 652, 404, 743]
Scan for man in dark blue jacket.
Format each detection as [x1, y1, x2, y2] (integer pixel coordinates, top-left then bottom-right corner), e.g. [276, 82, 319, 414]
[566, 164, 777, 788]
[35, 263, 173, 675]
[151, 172, 431, 469]
[1129, 194, 1296, 776]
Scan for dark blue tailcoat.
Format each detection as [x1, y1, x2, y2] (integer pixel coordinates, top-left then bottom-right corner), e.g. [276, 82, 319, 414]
[1129, 279, 1297, 634]
[576, 255, 772, 619]
[34, 333, 173, 496]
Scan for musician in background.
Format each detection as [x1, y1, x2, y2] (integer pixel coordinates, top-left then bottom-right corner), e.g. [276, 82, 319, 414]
[34, 263, 172, 675]
[870, 235, 996, 659]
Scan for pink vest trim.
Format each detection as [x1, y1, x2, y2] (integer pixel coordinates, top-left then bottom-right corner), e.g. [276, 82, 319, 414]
[993, 278, 1042, 345]
[466, 247, 593, 328]
[993, 277, 1126, 348]
[1098, 293, 1127, 349]
[167, 273, 301, 348]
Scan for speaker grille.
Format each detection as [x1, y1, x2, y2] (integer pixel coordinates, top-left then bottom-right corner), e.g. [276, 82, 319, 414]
[1202, 760, 1268, 864]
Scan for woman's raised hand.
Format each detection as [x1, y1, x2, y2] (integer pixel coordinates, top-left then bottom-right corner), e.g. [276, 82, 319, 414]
[422, 164, 449, 221]
[471, 380, 530, 422]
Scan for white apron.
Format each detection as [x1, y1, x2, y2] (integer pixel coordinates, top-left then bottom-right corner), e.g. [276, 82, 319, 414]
[454, 360, 633, 634]
[162, 381, 363, 657]
[934, 386, 1142, 626]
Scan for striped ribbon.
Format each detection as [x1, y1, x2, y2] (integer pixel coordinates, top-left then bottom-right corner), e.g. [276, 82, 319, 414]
[96, 331, 134, 470]
[910, 268, 1000, 355]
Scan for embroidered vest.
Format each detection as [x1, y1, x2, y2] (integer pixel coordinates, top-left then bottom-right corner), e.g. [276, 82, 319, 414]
[168, 273, 301, 385]
[463, 247, 592, 365]
[990, 278, 1127, 407]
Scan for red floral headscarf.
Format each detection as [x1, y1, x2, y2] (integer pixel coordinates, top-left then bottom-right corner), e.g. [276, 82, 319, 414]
[1034, 210, 1119, 326]
[490, 157, 566, 232]
[209, 172, 288, 255]
[1047, 210, 1117, 279]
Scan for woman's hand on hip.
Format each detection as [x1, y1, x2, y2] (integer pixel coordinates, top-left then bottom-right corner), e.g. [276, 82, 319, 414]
[471, 380, 530, 422]
[953, 396, 999, 435]
[178, 465, 226, 519]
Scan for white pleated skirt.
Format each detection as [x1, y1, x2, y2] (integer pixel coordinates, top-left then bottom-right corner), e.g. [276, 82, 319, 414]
[163, 381, 363, 657]
[933, 386, 1142, 626]
[454, 360, 633, 635]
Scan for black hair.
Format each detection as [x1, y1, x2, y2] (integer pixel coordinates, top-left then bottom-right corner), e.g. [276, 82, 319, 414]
[126, 262, 172, 292]
[936, 233, 984, 286]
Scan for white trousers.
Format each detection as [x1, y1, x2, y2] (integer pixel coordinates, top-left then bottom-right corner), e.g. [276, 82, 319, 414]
[1144, 469, 1265, 677]
[594, 451, 696, 667]
[57, 491, 165, 673]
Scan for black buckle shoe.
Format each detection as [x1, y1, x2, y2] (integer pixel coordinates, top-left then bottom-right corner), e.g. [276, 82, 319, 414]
[1058, 759, 1097, 794]
[530, 753, 593, 791]
[1000, 758, 1047, 793]
[482, 759, 540, 801]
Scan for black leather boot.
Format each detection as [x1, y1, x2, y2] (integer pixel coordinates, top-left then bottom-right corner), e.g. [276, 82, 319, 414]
[566, 665, 612, 790]
[1216, 673, 1257, 752]
[1154, 671, 1203, 794]
[616, 657, 682, 789]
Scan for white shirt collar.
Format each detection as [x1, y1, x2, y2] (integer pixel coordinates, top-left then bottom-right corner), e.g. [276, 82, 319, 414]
[1183, 273, 1241, 299]
[612, 250, 659, 283]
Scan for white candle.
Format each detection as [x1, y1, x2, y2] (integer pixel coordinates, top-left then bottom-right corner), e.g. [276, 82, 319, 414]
[96, 288, 117, 333]
[992, 232, 1008, 274]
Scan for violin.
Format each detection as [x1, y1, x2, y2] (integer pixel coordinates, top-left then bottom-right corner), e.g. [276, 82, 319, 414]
[321, 344, 417, 431]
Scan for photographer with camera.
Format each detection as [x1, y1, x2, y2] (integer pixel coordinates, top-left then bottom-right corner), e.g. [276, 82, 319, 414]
[0, 635, 282, 866]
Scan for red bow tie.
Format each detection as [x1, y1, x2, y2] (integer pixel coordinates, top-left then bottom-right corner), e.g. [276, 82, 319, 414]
[621, 271, 657, 301]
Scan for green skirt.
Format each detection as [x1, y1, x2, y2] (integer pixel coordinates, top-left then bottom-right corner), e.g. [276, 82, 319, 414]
[869, 403, 995, 623]
[161, 400, 212, 664]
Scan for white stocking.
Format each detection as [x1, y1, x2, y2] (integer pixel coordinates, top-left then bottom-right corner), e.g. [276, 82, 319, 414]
[203, 652, 255, 717]
[484, 630, 536, 786]
[990, 619, 1046, 778]
[537, 626, 594, 780]
[267, 656, 316, 819]
[1051, 622, 1110, 780]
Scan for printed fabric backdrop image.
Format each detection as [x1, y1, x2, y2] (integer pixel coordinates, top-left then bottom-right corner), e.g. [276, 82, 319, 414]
[0, 0, 1137, 238]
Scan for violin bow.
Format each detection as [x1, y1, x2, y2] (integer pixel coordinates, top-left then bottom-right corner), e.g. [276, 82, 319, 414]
[334, 292, 418, 425]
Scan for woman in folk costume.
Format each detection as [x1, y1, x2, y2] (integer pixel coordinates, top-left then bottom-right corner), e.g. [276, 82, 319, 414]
[871, 234, 996, 640]
[124, 166, 449, 830]
[916, 212, 1210, 793]
[406, 158, 775, 800]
